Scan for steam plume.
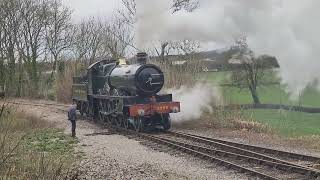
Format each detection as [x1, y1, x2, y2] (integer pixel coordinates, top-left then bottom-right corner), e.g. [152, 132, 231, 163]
[135, 0, 320, 96]
[166, 83, 221, 122]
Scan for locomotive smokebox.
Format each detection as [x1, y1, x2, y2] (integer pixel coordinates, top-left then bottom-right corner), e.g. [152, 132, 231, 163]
[109, 51, 164, 96]
[137, 52, 147, 64]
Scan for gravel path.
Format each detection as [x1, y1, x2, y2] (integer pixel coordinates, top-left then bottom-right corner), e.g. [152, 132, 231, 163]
[11, 99, 248, 180]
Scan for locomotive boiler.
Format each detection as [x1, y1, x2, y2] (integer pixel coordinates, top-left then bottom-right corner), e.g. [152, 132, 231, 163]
[72, 52, 180, 132]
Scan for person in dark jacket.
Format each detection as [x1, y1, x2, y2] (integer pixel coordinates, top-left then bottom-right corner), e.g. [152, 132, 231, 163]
[68, 102, 77, 137]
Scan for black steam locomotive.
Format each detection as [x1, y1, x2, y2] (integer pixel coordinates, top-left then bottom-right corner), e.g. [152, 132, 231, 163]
[72, 53, 180, 132]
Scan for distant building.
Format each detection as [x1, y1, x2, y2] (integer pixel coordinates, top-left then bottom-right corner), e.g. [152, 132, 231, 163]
[172, 60, 187, 65]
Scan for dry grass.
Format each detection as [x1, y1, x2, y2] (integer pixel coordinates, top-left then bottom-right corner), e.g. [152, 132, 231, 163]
[185, 107, 272, 134]
[152, 59, 203, 89]
[55, 62, 77, 103]
[285, 135, 320, 152]
[8, 110, 51, 132]
[0, 103, 80, 179]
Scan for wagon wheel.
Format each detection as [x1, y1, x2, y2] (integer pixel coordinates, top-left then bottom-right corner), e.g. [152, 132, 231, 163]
[123, 116, 129, 129]
[85, 103, 90, 117]
[106, 116, 112, 127]
[109, 115, 117, 126]
[115, 116, 122, 127]
[80, 102, 84, 116]
[98, 111, 104, 122]
[133, 117, 144, 132]
[104, 115, 111, 127]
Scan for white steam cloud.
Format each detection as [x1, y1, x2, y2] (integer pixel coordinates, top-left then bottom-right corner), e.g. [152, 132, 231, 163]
[135, 0, 320, 97]
[166, 83, 221, 122]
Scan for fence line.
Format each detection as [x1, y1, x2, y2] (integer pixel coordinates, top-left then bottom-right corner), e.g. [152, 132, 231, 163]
[217, 104, 320, 113]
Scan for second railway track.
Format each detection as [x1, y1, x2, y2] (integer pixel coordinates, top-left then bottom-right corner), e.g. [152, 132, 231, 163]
[113, 129, 319, 180]
[174, 131, 320, 164]
[6, 100, 320, 179]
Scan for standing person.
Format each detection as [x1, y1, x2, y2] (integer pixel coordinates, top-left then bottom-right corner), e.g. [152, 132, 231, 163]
[68, 102, 77, 137]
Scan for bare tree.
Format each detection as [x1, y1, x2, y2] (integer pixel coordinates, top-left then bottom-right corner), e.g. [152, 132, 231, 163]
[152, 42, 170, 63]
[230, 36, 277, 104]
[0, 11, 5, 93]
[0, 0, 74, 97]
[17, 0, 52, 94]
[0, 0, 23, 95]
[171, 39, 200, 55]
[120, 0, 137, 25]
[86, 20, 104, 64]
[171, 0, 199, 13]
[72, 23, 90, 62]
[72, 18, 105, 65]
[152, 40, 200, 64]
[120, 0, 200, 60]
[45, 0, 72, 80]
[103, 18, 134, 58]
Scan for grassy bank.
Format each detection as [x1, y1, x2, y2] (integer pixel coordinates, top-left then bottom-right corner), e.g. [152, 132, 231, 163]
[0, 104, 80, 179]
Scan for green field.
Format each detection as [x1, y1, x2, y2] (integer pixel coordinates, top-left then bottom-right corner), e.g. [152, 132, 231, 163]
[202, 71, 320, 107]
[242, 109, 320, 137]
[202, 71, 320, 137]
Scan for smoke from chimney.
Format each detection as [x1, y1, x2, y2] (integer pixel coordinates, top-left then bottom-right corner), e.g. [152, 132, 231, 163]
[134, 0, 320, 97]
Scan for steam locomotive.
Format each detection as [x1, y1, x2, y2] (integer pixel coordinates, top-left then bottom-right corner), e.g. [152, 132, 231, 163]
[72, 52, 180, 132]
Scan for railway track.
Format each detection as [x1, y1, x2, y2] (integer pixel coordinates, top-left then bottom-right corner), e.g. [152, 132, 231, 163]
[157, 131, 320, 179]
[170, 131, 320, 165]
[114, 129, 319, 180]
[5, 100, 320, 179]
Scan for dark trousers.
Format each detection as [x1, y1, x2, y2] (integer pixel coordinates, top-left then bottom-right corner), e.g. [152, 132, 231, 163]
[71, 120, 76, 137]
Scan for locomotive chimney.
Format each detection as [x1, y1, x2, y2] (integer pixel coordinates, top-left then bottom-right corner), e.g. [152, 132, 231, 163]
[136, 52, 147, 64]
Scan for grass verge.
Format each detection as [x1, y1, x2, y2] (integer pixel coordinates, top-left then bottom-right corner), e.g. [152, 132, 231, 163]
[0, 104, 81, 179]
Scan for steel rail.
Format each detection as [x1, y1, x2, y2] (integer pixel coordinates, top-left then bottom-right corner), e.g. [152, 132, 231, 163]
[168, 131, 320, 172]
[173, 131, 320, 163]
[156, 134, 319, 179]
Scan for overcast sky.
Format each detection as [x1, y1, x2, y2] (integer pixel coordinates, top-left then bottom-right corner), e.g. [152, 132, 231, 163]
[61, 0, 121, 21]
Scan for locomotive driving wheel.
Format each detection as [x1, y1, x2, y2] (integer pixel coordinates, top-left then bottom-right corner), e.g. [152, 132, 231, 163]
[123, 117, 129, 129]
[133, 117, 144, 132]
[115, 115, 122, 127]
[161, 114, 171, 131]
[98, 111, 103, 122]
[106, 115, 113, 126]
